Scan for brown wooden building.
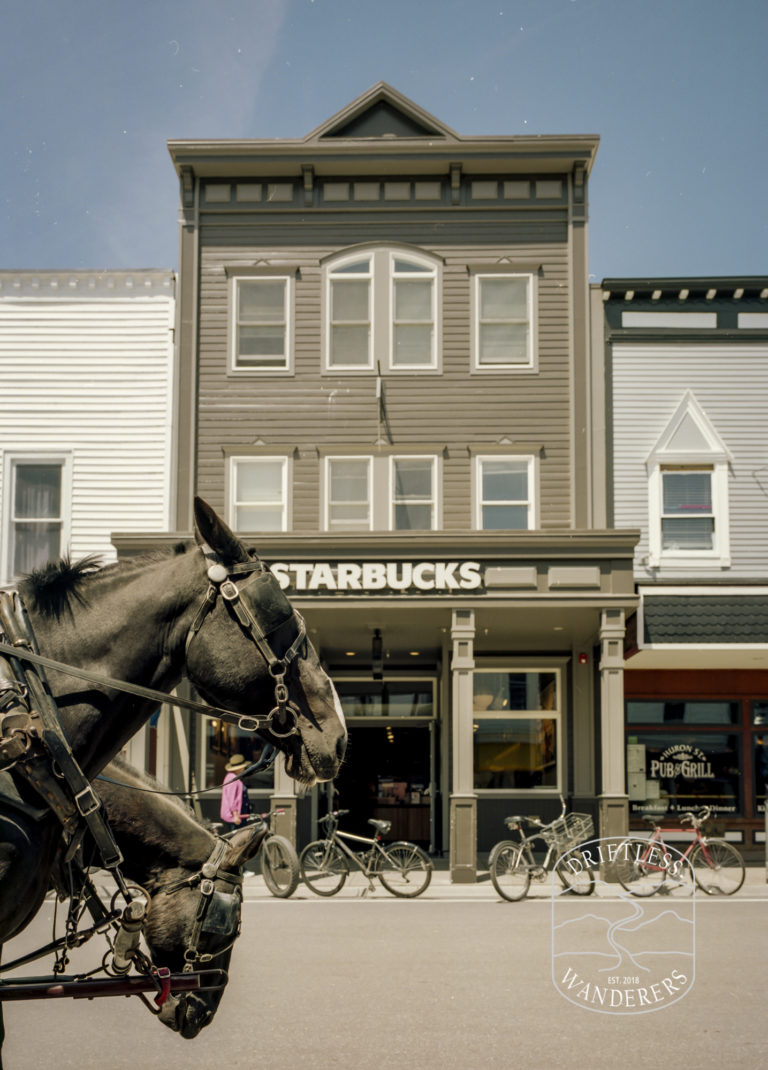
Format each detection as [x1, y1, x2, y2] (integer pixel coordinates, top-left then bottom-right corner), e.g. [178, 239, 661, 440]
[132, 84, 639, 878]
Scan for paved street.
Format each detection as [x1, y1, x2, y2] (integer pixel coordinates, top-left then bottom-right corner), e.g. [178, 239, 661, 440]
[2, 867, 767, 1070]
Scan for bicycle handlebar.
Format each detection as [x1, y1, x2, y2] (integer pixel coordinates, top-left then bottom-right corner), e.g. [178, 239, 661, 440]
[642, 807, 711, 829]
[320, 809, 349, 826]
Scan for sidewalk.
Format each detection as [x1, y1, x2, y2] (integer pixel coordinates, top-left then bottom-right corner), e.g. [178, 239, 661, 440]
[245, 861, 768, 901]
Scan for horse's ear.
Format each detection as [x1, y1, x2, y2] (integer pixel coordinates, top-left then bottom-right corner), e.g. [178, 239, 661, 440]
[222, 822, 268, 868]
[193, 496, 248, 564]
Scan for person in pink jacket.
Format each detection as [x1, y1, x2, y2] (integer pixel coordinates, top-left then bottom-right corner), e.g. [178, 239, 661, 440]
[220, 754, 251, 831]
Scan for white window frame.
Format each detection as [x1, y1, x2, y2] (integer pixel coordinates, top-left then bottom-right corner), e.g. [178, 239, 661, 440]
[229, 274, 294, 375]
[472, 662, 564, 795]
[388, 455, 439, 531]
[647, 464, 730, 568]
[1, 453, 72, 584]
[323, 455, 373, 531]
[227, 456, 290, 532]
[471, 271, 537, 372]
[473, 454, 538, 530]
[645, 391, 732, 569]
[323, 247, 441, 374]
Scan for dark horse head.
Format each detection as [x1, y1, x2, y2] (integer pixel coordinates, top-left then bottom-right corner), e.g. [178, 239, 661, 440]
[18, 497, 346, 788]
[95, 758, 265, 1038]
[185, 498, 347, 785]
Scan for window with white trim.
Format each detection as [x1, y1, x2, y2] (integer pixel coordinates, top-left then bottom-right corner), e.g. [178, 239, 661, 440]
[326, 456, 372, 531]
[660, 468, 715, 551]
[2, 457, 70, 582]
[390, 456, 437, 530]
[324, 454, 439, 531]
[231, 275, 293, 373]
[472, 272, 536, 371]
[324, 248, 439, 372]
[646, 392, 731, 568]
[229, 457, 289, 531]
[474, 456, 537, 530]
[472, 668, 561, 791]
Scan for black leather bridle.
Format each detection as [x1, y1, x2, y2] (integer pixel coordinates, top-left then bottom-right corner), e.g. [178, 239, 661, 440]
[162, 838, 245, 972]
[186, 543, 308, 740]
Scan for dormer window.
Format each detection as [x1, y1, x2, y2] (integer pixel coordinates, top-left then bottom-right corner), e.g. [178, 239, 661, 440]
[646, 392, 732, 569]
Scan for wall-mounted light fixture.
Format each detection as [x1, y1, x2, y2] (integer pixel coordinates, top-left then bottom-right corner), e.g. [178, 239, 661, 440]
[372, 629, 383, 680]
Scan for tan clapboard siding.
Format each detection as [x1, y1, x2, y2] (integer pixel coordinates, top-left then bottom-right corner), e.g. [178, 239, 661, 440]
[197, 232, 574, 531]
[0, 290, 174, 571]
[612, 343, 768, 578]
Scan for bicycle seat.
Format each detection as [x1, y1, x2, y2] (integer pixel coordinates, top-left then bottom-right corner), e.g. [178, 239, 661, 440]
[641, 814, 660, 826]
[504, 816, 525, 829]
[368, 818, 392, 835]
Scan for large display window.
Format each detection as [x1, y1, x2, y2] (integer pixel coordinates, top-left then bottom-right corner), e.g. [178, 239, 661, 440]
[626, 731, 741, 815]
[473, 668, 560, 791]
[625, 677, 768, 824]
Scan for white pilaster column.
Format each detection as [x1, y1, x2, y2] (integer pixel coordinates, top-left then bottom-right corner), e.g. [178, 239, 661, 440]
[450, 608, 477, 882]
[598, 608, 629, 840]
[271, 755, 298, 845]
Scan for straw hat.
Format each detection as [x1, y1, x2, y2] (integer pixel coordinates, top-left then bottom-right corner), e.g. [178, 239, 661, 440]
[225, 754, 248, 772]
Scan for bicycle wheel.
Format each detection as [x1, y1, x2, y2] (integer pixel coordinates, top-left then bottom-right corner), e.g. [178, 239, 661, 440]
[690, 839, 745, 896]
[489, 842, 531, 902]
[299, 840, 348, 896]
[260, 834, 300, 898]
[614, 838, 666, 897]
[377, 842, 432, 898]
[555, 851, 595, 896]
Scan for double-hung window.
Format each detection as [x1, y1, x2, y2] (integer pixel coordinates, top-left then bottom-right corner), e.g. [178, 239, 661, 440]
[229, 457, 289, 531]
[324, 453, 439, 531]
[326, 456, 372, 531]
[660, 468, 715, 551]
[230, 273, 293, 373]
[645, 392, 731, 568]
[472, 271, 536, 371]
[390, 456, 437, 530]
[475, 455, 537, 530]
[2, 456, 70, 582]
[324, 248, 439, 372]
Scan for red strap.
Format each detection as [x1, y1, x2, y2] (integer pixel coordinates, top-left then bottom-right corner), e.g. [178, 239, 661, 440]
[153, 967, 172, 1008]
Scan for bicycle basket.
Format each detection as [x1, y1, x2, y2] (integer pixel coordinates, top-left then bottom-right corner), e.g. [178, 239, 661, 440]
[540, 812, 594, 851]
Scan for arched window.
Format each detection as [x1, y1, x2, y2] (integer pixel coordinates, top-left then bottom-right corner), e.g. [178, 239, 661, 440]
[323, 247, 441, 372]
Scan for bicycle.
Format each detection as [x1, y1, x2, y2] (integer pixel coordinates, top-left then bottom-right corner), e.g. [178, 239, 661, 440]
[614, 807, 745, 897]
[239, 809, 300, 898]
[299, 809, 432, 898]
[488, 796, 596, 901]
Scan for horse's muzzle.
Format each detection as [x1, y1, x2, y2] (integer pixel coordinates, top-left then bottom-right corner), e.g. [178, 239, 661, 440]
[157, 992, 213, 1038]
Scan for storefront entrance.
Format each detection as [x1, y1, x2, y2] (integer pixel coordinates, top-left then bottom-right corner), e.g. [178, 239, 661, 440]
[327, 679, 437, 850]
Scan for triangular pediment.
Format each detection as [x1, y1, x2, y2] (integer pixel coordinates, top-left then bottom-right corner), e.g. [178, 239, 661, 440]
[647, 391, 732, 467]
[304, 82, 459, 143]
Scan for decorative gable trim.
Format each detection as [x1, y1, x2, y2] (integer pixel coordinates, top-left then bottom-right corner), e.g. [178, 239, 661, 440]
[303, 82, 459, 143]
[646, 390, 732, 469]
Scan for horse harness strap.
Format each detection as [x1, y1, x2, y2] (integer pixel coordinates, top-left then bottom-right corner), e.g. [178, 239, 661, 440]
[163, 839, 243, 970]
[0, 591, 127, 880]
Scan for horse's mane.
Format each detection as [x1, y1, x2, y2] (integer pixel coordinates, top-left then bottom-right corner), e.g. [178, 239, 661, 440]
[19, 543, 192, 620]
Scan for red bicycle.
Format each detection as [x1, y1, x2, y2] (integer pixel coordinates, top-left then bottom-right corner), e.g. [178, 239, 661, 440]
[615, 807, 745, 897]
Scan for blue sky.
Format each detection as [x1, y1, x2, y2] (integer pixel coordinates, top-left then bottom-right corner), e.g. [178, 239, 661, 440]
[3, 0, 766, 279]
